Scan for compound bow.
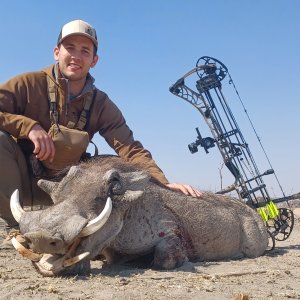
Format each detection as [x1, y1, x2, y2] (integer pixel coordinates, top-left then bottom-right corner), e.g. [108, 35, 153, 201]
[169, 56, 295, 247]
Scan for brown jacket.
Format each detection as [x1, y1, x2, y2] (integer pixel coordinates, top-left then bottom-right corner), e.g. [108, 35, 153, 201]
[0, 64, 168, 184]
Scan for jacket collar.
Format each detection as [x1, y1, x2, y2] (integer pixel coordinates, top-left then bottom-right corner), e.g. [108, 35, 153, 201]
[44, 64, 95, 101]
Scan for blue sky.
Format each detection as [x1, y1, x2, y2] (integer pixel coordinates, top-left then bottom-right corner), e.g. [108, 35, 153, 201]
[1, 1, 299, 197]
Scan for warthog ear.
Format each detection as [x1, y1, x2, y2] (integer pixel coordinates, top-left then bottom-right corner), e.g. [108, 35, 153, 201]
[65, 166, 81, 179]
[38, 166, 81, 201]
[56, 166, 82, 193]
[103, 169, 123, 195]
[37, 180, 59, 196]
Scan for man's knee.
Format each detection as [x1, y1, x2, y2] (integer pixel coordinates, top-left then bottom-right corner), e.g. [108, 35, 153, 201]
[0, 131, 23, 159]
[0, 131, 30, 216]
[0, 131, 52, 209]
[0, 130, 13, 149]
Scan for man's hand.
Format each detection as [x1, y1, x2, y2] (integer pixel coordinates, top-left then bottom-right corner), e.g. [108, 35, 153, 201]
[166, 183, 202, 198]
[28, 124, 55, 162]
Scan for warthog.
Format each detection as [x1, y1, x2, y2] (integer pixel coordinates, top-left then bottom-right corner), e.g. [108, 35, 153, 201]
[10, 155, 269, 276]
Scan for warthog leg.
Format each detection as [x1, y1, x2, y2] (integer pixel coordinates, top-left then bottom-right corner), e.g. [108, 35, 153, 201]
[153, 235, 188, 269]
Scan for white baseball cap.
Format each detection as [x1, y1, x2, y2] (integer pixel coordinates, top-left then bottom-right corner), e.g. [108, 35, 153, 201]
[57, 20, 98, 49]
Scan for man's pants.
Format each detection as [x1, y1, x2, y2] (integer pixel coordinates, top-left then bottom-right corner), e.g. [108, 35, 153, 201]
[0, 131, 52, 227]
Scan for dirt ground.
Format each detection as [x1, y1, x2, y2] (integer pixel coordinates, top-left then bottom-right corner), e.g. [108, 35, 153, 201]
[0, 204, 299, 300]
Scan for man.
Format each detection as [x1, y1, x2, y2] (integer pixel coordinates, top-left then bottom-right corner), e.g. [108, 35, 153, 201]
[0, 20, 201, 236]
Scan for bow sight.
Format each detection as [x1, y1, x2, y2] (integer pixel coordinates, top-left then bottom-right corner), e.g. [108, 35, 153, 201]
[169, 56, 296, 247]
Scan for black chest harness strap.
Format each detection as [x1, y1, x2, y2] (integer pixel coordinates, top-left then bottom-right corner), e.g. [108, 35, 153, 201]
[47, 76, 95, 130]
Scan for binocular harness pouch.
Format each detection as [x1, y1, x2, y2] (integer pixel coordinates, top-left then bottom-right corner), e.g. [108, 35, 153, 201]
[42, 77, 95, 170]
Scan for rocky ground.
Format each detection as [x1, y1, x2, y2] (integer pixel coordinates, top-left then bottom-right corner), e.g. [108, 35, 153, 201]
[0, 204, 299, 300]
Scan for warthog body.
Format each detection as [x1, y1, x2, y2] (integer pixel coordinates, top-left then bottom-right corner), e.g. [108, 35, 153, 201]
[12, 156, 269, 276]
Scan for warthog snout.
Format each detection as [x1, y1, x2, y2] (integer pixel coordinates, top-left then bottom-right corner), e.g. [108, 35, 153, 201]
[24, 231, 65, 254]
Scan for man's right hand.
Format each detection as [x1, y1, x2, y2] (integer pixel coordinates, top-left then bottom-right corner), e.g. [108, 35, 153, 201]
[28, 124, 55, 162]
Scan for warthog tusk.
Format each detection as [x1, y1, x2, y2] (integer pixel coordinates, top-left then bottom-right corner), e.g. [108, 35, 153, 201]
[11, 237, 43, 262]
[38, 254, 57, 271]
[10, 189, 26, 223]
[63, 252, 90, 267]
[79, 197, 112, 237]
[12, 234, 90, 274]
[37, 252, 90, 272]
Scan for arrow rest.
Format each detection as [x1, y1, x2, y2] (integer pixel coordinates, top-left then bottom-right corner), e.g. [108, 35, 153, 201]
[169, 56, 296, 245]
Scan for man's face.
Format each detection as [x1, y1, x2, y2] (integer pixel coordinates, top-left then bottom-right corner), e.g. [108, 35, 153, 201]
[54, 35, 98, 82]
